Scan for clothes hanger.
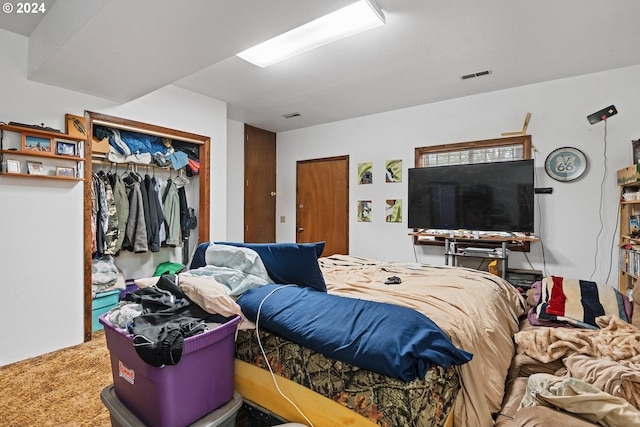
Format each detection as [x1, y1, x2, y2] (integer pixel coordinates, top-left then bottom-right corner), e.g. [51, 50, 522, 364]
[175, 168, 189, 186]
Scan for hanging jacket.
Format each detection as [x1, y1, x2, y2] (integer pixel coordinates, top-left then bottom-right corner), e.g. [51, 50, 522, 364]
[99, 172, 119, 255]
[122, 174, 148, 253]
[109, 173, 129, 254]
[152, 176, 167, 244]
[162, 179, 180, 246]
[92, 173, 107, 257]
[162, 178, 181, 246]
[144, 174, 163, 252]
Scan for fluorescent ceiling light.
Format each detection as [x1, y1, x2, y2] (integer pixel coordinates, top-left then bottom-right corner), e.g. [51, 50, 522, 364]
[237, 0, 385, 67]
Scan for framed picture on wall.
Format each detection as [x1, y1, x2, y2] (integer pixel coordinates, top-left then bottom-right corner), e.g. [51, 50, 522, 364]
[386, 199, 402, 222]
[358, 162, 373, 184]
[357, 200, 372, 222]
[385, 159, 402, 183]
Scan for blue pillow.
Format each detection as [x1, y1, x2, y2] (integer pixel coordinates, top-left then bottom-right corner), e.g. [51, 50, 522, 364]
[197, 242, 327, 292]
[237, 284, 473, 381]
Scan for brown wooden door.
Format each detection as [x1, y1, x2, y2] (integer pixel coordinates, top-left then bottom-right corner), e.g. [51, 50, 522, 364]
[244, 125, 276, 242]
[296, 156, 349, 256]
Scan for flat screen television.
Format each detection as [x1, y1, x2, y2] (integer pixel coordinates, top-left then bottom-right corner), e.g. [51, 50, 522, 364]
[408, 159, 534, 233]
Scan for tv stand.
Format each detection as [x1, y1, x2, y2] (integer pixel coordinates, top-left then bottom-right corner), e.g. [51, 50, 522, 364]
[444, 238, 509, 278]
[408, 232, 540, 279]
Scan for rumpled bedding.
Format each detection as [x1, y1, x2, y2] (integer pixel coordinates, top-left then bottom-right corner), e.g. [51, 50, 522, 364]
[514, 315, 640, 364]
[513, 315, 640, 423]
[180, 243, 273, 295]
[520, 373, 640, 427]
[564, 354, 640, 409]
[318, 255, 526, 427]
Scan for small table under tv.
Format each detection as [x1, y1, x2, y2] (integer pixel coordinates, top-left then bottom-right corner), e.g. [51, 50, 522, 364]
[410, 231, 540, 280]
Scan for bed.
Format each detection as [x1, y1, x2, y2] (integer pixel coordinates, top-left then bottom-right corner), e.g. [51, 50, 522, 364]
[188, 242, 527, 427]
[495, 277, 640, 427]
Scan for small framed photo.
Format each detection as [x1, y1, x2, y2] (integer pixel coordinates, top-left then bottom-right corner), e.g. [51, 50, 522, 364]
[56, 166, 76, 177]
[27, 161, 44, 175]
[56, 140, 78, 157]
[633, 138, 640, 164]
[23, 134, 52, 153]
[6, 159, 21, 173]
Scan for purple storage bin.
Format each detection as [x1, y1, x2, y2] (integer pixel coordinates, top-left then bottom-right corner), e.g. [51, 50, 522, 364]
[119, 282, 138, 300]
[99, 313, 240, 427]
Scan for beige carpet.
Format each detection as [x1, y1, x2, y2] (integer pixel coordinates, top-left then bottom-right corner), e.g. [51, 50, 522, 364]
[0, 332, 112, 427]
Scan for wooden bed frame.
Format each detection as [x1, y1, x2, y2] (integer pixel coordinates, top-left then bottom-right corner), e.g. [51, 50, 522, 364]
[234, 360, 455, 427]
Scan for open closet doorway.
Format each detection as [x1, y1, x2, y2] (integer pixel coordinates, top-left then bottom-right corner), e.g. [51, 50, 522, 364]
[296, 156, 349, 256]
[83, 112, 211, 341]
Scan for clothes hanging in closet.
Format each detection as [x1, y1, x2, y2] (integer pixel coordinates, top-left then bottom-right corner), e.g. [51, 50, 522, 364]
[109, 172, 129, 254]
[91, 173, 108, 257]
[91, 165, 194, 258]
[98, 171, 119, 256]
[153, 175, 167, 244]
[144, 174, 164, 252]
[122, 172, 148, 253]
[162, 178, 181, 247]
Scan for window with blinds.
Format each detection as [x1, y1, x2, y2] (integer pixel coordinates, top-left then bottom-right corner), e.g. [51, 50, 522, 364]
[415, 135, 532, 168]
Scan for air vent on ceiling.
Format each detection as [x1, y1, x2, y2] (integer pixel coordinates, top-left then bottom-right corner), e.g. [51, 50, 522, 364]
[461, 69, 492, 80]
[282, 112, 301, 119]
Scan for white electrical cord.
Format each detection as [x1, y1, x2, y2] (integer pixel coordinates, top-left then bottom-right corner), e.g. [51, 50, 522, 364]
[255, 285, 314, 427]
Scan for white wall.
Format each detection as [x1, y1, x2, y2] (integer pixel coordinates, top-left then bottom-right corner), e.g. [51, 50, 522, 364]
[0, 29, 229, 366]
[276, 65, 640, 284]
[226, 119, 245, 242]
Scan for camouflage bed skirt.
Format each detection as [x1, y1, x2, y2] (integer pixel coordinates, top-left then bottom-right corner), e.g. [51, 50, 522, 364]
[235, 328, 460, 427]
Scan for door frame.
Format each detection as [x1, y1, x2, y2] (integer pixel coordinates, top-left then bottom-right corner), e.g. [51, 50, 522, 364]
[83, 111, 211, 342]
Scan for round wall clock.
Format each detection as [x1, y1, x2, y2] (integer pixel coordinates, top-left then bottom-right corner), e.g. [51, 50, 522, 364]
[544, 147, 588, 182]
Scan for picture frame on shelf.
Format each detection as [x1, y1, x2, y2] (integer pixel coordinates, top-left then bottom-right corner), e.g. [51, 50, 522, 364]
[22, 134, 52, 153]
[56, 140, 78, 157]
[56, 166, 76, 177]
[633, 138, 640, 165]
[6, 159, 20, 173]
[631, 215, 640, 236]
[27, 161, 44, 175]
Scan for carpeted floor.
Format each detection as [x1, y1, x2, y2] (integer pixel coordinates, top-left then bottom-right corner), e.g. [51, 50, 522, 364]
[0, 332, 269, 427]
[0, 332, 113, 427]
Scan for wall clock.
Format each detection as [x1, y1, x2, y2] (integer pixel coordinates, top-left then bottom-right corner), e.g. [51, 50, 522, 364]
[544, 147, 588, 182]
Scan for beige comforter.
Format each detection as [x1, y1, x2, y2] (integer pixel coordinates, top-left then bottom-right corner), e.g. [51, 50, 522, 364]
[319, 255, 526, 427]
[514, 316, 640, 412]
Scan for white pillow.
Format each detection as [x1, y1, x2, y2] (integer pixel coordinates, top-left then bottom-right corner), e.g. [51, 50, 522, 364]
[178, 275, 242, 317]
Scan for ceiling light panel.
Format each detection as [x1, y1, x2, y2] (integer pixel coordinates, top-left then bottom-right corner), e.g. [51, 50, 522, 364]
[237, 0, 385, 67]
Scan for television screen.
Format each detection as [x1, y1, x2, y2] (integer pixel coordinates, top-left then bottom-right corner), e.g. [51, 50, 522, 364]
[408, 159, 534, 232]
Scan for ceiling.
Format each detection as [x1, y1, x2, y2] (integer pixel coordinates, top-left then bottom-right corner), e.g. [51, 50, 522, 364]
[2, 0, 640, 133]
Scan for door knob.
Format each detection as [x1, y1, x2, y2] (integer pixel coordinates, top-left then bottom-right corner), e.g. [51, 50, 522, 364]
[298, 227, 304, 233]
[270, 192, 276, 196]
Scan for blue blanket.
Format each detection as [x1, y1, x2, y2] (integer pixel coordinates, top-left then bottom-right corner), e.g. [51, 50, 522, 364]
[237, 284, 473, 382]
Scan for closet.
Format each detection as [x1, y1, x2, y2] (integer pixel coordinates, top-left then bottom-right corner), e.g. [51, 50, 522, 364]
[83, 112, 211, 341]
